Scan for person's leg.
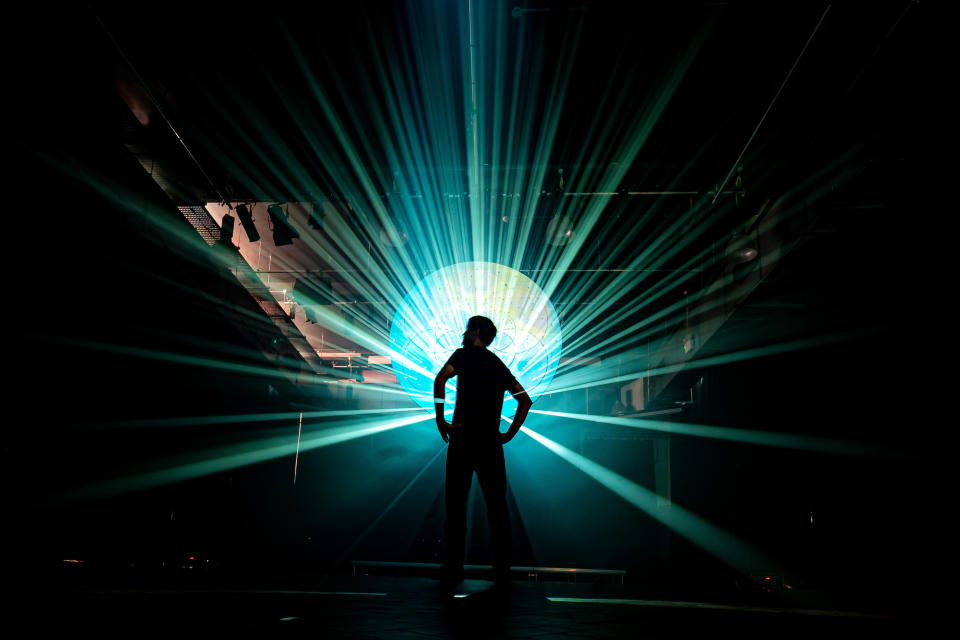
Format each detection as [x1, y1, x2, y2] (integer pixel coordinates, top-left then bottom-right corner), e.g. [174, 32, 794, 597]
[475, 440, 511, 582]
[443, 437, 473, 584]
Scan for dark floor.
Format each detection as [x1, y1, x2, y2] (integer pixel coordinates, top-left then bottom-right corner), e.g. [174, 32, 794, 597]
[23, 573, 927, 639]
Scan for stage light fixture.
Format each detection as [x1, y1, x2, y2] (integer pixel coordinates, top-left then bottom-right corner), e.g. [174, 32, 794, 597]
[268, 203, 300, 246]
[388, 261, 562, 419]
[219, 214, 235, 245]
[235, 204, 260, 242]
[546, 215, 574, 246]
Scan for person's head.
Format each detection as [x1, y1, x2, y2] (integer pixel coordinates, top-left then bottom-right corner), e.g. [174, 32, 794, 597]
[463, 315, 497, 347]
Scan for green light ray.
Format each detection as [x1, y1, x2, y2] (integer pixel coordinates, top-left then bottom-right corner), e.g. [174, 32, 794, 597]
[547, 329, 881, 395]
[531, 409, 904, 458]
[535, 22, 714, 304]
[542, 135, 721, 336]
[41, 334, 416, 398]
[79, 1, 876, 440]
[518, 422, 774, 576]
[557, 257, 766, 364]
[332, 443, 446, 568]
[74, 406, 424, 431]
[555, 179, 866, 366]
[556, 145, 864, 359]
[52, 412, 435, 503]
[27, 148, 241, 274]
[114, 256, 286, 337]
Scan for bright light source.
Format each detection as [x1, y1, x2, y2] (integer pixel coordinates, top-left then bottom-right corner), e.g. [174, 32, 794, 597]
[388, 262, 562, 418]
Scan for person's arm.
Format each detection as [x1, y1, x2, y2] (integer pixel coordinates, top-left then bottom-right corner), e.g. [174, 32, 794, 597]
[434, 363, 461, 442]
[502, 381, 532, 444]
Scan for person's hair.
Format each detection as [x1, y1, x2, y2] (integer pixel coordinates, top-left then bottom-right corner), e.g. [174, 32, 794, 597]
[464, 315, 497, 347]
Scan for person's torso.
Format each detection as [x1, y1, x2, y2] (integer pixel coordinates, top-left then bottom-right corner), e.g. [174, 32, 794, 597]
[452, 347, 511, 431]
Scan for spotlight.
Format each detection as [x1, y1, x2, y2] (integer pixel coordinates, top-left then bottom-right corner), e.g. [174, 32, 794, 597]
[267, 204, 300, 246]
[235, 204, 260, 243]
[546, 215, 574, 246]
[219, 214, 235, 245]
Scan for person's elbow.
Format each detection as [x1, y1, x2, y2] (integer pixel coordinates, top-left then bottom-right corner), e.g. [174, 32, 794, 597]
[518, 395, 532, 409]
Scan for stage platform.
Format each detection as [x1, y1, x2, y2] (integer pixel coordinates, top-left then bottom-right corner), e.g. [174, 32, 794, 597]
[25, 573, 924, 639]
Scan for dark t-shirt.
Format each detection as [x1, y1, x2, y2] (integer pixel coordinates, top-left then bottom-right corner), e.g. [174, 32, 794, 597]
[445, 346, 518, 433]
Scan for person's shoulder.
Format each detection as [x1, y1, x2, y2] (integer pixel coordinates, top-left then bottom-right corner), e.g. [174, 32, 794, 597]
[483, 349, 508, 365]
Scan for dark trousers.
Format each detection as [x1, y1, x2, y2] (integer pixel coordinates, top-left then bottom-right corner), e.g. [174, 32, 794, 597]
[444, 431, 511, 577]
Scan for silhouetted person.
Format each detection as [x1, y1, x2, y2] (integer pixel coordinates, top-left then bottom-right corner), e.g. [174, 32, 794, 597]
[434, 315, 533, 591]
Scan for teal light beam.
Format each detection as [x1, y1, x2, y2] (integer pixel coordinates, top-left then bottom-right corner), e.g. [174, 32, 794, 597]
[293, 411, 303, 484]
[52, 412, 435, 504]
[536, 20, 714, 305]
[518, 422, 774, 576]
[72, 406, 425, 431]
[547, 329, 880, 395]
[532, 409, 904, 458]
[41, 334, 418, 399]
[332, 444, 447, 568]
[558, 147, 863, 361]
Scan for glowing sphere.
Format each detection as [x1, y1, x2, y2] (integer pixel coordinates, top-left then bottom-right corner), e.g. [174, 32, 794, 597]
[389, 262, 562, 419]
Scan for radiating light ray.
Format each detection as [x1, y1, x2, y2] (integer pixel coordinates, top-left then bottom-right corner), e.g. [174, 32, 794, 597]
[518, 422, 774, 576]
[41, 334, 416, 398]
[293, 411, 303, 484]
[545, 147, 719, 342]
[27, 147, 233, 266]
[118, 1, 717, 403]
[535, 22, 714, 306]
[556, 145, 864, 361]
[72, 406, 426, 431]
[547, 329, 880, 395]
[531, 410, 904, 458]
[52, 412, 435, 503]
[125, 323, 321, 376]
[551, 327, 882, 393]
[102, 253, 287, 337]
[557, 260, 764, 364]
[332, 444, 446, 568]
